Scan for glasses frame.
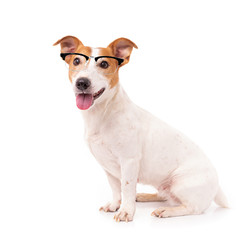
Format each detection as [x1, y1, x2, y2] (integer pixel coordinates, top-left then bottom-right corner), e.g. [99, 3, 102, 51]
[60, 53, 124, 65]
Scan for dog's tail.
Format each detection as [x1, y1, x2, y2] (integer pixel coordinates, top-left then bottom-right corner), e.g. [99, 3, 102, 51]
[214, 187, 229, 208]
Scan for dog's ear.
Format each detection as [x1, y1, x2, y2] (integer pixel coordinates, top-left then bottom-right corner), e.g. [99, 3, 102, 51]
[108, 38, 138, 66]
[53, 36, 83, 53]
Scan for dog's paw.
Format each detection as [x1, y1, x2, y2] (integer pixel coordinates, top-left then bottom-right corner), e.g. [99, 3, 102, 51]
[99, 201, 120, 212]
[151, 205, 188, 218]
[151, 207, 169, 218]
[114, 208, 134, 222]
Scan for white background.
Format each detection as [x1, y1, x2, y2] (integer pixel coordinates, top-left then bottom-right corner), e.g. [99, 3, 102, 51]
[0, 0, 239, 239]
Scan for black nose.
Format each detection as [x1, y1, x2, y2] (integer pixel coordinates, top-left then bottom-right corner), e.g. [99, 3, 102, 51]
[76, 77, 91, 91]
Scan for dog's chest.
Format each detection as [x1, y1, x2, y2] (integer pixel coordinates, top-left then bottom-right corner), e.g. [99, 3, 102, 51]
[86, 132, 120, 178]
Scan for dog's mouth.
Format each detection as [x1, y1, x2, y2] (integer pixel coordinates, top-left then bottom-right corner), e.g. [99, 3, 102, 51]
[93, 88, 105, 101]
[76, 88, 105, 110]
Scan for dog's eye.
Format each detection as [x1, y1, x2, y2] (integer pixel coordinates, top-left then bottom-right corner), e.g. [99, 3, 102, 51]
[73, 57, 81, 66]
[100, 61, 109, 69]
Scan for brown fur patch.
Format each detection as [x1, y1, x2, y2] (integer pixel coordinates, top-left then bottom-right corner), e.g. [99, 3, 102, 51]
[54, 36, 137, 87]
[68, 46, 92, 83]
[136, 193, 166, 202]
[96, 47, 120, 88]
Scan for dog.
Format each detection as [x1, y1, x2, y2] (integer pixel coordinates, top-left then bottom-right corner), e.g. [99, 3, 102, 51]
[54, 36, 228, 222]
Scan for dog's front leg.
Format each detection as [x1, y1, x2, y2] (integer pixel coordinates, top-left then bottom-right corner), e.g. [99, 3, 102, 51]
[114, 158, 139, 222]
[99, 172, 121, 212]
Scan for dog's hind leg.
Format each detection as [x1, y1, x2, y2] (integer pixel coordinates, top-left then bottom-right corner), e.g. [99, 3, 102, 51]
[151, 168, 219, 218]
[136, 193, 166, 202]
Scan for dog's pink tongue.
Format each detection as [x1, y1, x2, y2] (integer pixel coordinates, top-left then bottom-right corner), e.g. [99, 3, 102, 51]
[76, 94, 93, 110]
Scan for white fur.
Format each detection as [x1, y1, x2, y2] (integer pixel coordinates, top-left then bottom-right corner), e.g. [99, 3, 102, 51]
[71, 48, 228, 222]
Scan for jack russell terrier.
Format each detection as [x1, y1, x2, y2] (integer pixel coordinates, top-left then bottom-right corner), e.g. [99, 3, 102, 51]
[54, 36, 228, 222]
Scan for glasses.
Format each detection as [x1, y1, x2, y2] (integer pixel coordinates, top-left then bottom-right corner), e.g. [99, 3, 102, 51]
[60, 53, 124, 75]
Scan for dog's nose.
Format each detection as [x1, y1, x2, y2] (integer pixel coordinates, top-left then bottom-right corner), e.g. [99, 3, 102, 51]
[76, 77, 91, 91]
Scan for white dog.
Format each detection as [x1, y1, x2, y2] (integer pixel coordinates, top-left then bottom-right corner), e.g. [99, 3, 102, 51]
[54, 36, 228, 222]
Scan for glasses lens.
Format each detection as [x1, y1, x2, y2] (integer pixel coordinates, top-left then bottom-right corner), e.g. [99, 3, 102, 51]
[64, 54, 87, 72]
[96, 57, 119, 75]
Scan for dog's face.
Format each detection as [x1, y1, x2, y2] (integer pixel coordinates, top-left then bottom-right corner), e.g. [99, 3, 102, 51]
[54, 36, 137, 110]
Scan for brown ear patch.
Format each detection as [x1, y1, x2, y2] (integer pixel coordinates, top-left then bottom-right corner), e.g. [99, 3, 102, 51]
[107, 38, 138, 66]
[53, 36, 83, 53]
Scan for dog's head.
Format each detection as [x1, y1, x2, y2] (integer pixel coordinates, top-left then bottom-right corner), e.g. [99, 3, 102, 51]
[54, 36, 137, 110]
